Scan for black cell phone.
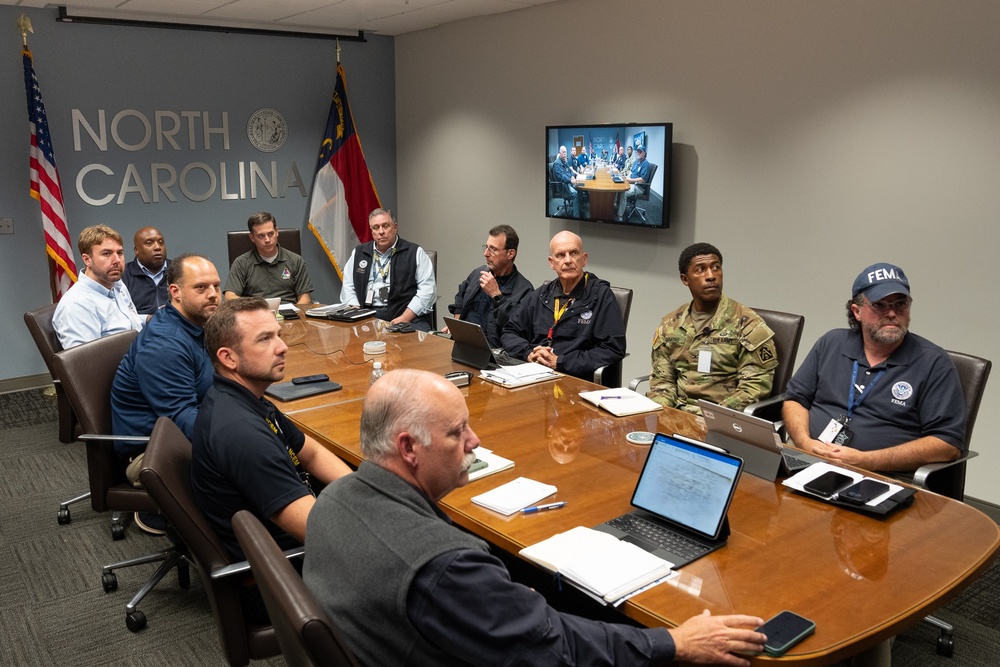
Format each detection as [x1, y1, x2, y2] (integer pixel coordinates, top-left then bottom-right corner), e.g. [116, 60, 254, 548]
[757, 610, 816, 656]
[282, 310, 300, 320]
[839, 479, 891, 504]
[803, 471, 854, 499]
[291, 374, 330, 385]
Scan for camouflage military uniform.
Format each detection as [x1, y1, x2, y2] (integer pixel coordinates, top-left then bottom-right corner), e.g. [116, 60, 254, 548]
[648, 294, 777, 414]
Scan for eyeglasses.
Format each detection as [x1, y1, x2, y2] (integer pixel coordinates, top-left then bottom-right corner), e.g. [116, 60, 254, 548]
[864, 298, 912, 315]
[482, 245, 509, 255]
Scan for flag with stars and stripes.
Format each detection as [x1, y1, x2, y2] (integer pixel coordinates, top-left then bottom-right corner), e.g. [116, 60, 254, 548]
[23, 46, 77, 298]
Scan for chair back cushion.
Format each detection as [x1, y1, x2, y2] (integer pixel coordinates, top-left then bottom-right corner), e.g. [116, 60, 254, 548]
[752, 308, 805, 397]
[227, 228, 302, 267]
[946, 350, 992, 443]
[24, 303, 62, 376]
[52, 330, 137, 435]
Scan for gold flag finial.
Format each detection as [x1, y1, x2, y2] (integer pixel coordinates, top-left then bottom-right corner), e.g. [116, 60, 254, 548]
[18, 14, 33, 47]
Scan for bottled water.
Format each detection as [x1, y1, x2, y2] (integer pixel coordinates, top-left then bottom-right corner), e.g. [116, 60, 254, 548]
[369, 361, 385, 387]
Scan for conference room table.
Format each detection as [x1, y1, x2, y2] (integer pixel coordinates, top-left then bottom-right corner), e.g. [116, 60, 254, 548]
[576, 167, 631, 220]
[272, 314, 1000, 665]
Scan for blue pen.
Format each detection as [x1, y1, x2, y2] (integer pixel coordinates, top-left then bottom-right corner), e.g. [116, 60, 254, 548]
[600, 395, 625, 400]
[522, 501, 567, 514]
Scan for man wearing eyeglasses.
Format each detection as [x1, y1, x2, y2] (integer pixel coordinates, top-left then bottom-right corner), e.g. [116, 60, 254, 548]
[783, 263, 966, 472]
[445, 225, 533, 348]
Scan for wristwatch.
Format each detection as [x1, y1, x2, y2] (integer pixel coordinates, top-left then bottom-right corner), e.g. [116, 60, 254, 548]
[491, 294, 504, 306]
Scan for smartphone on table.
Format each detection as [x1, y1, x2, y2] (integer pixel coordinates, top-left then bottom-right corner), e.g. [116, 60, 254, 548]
[803, 471, 854, 499]
[757, 610, 816, 656]
[839, 479, 891, 504]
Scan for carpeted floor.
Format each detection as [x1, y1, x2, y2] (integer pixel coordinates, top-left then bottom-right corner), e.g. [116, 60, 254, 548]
[1, 387, 996, 665]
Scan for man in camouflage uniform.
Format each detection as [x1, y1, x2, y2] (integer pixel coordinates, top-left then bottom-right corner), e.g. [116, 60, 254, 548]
[647, 243, 777, 414]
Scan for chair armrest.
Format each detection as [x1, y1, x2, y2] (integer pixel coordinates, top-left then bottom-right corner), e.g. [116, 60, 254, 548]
[79, 433, 151, 443]
[628, 374, 651, 392]
[211, 545, 305, 580]
[912, 451, 979, 490]
[593, 353, 628, 388]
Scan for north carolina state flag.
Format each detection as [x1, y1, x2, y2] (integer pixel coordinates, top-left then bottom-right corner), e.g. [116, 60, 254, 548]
[308, 64, 381, 280]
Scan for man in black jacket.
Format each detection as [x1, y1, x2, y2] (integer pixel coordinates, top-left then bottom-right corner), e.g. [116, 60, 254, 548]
[502, 231, 626, 380]
[446, 224, 533, 348]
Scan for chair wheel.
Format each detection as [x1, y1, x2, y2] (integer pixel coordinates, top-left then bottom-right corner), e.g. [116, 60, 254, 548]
[936, 633, 954, 657]
[178, 561, 191, 589]
[57, 508, 71, 525]
[126, 610, 147, 633]
[111, 523, 125, 541]
[102, 572, 118, 593]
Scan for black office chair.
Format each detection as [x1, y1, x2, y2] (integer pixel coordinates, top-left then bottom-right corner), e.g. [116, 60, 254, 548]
[227, 228, 302, 266]
[548, 164, 574, 217]
[622, 163, 658, 223]
[233, 511, 361, 667]
[593, 286, 633, 388]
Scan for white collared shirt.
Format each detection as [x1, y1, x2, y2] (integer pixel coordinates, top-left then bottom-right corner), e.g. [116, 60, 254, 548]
[52, 271, 145, 349]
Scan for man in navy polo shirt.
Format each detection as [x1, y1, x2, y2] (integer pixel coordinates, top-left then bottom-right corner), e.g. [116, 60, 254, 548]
[783, 263, 965, 472]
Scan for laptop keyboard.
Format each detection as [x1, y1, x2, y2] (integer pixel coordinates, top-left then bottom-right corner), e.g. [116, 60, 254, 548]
[782, 450, 812, 473]
[490, 349, 525, 367]
[606, 514, 710, 561]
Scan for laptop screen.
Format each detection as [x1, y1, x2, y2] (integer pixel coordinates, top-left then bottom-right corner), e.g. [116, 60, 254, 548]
[631, 433, 743, 540]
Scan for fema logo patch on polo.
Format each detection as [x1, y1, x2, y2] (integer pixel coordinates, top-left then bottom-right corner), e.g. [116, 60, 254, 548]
[358, 260, 368, 269]
[578, 310, 594, 324]
[281, 268, 292, 280]
[891, 381, 913, 401]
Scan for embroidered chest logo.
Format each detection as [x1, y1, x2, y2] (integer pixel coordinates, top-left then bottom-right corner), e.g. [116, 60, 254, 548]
[577, 309, 593, 324]
[281, 268, 292, 280]
[891, 381, 913, 406]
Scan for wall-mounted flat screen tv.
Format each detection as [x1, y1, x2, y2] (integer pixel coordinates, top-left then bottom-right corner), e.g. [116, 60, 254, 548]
[545, 123, 672, 229]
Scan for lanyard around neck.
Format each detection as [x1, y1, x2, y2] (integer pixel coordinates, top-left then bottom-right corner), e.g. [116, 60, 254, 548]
[847, 360, 884, 420]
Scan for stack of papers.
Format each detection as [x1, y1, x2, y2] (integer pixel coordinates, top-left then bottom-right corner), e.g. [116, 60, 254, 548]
[520, 526, 674, 604]
[467, 448, 515, 482]
[578, 388, 662, 417]
[471, 477, 557, 515]
[480, 363, 561, 388]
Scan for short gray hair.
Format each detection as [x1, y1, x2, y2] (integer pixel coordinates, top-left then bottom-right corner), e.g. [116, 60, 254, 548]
[360, 369, 435, 463]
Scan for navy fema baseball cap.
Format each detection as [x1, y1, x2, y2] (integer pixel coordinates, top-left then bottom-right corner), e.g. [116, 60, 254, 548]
[852, 263, 910, 302]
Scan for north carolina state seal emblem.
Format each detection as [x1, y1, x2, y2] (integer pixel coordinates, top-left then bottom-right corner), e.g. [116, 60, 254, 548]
[247, 108, 287, 152]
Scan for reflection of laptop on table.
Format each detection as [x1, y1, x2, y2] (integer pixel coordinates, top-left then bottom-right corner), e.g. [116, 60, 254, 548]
[594, 433, 743, 568]
[444, 316, 523, 370]
[698, 399, 817, 481]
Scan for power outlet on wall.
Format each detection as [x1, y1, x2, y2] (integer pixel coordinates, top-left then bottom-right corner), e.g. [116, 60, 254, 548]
[0, 218, 12, 235]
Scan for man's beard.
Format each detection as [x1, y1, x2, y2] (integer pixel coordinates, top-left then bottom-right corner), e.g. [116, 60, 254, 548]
[864, 320, 908, 345]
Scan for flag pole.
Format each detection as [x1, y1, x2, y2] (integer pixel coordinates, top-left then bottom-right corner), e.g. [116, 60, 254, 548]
[336, 38, 341, 64]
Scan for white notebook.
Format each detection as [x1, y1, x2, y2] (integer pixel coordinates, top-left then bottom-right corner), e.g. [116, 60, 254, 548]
[578, 388, 662, 417]
[470, 477, 556, 515]
[520, 526, 674, 604]
[467, 448, 515, 482]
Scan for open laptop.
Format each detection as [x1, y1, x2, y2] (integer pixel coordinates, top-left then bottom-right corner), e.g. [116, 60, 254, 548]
[594, 433, 743, 568]
[444, 316, 522, 370]
[698, 400, 817, 481]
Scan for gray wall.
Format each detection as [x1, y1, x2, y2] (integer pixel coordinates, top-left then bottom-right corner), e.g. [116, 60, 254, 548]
[1, 5, 395, 381]
[395, 1, 1000, 502]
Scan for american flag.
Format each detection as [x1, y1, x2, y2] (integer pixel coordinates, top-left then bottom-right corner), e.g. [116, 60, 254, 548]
[23, 47, 77, 298]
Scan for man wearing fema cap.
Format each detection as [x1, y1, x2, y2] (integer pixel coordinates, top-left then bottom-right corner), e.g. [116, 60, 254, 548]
[783, 263, 966, 472]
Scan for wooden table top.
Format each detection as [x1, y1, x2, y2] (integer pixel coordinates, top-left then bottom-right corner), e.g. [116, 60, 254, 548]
[281, 315, 1000, 665]
[576, 167, 630, 193]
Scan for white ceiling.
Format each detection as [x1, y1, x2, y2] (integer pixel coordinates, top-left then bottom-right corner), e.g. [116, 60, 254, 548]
[7, 0, 558, 37]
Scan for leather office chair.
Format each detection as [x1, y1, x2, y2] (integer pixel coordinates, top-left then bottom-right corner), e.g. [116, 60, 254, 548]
[233, 511, 360, 667]
[425, 249, 438, 329]
[52, 331, 191, 632]
[227, 228, 302, 266]
[23, 304, 77, 444]
[629, 306, 804, 409]
[622, 163, 658, 223]
[593, 286, 633, 388]
[548, 164, 574, 217]
[140, 417, 280, 664]
[51, 330, 159, 538]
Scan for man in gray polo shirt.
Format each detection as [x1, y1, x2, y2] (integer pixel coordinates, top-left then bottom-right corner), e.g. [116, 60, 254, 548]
[783, 263, 965, 472]
[224, 212, 313, 305]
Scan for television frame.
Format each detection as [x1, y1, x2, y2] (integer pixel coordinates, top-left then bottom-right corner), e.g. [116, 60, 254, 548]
[545, 123, 672, 229]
